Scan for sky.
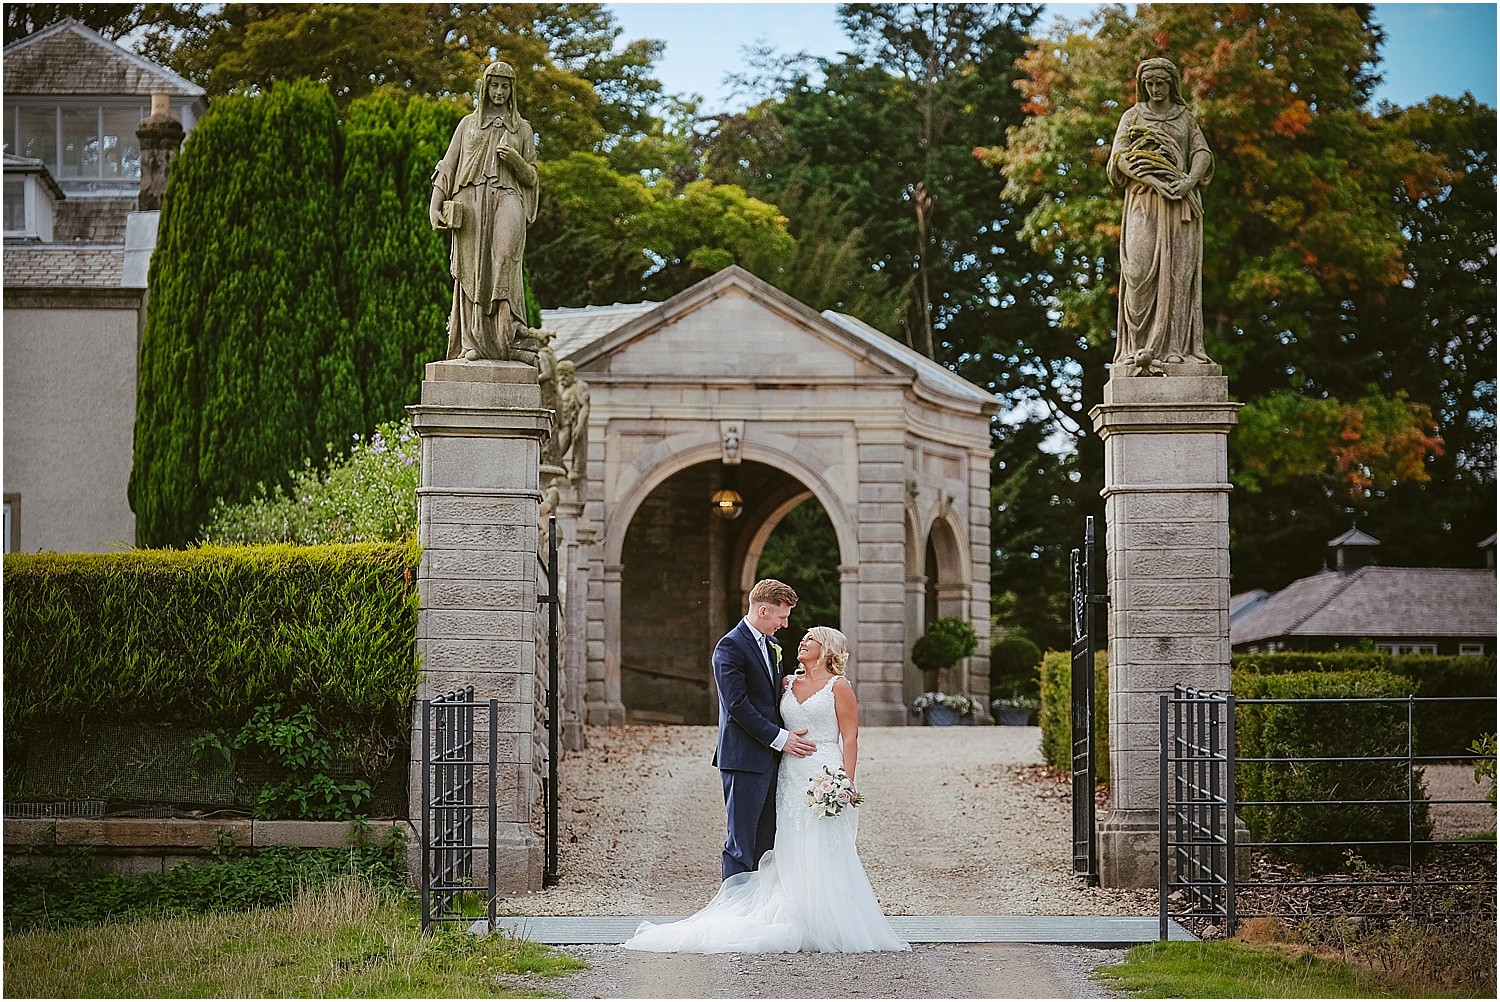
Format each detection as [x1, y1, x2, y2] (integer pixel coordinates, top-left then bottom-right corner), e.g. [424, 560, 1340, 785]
[605, 2, 1500, 113]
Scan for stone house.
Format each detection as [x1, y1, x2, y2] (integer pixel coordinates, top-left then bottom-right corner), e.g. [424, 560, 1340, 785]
[1230, 529, 1497, 656]
[543, 267, 1001, 726]
[2, 18, 203, 553]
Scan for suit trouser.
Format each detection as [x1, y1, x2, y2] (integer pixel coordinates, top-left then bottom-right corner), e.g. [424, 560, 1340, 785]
[720, 767, 777, 879]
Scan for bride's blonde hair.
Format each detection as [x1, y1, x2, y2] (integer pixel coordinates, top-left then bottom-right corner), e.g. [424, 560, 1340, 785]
[803, 626, 850, 675]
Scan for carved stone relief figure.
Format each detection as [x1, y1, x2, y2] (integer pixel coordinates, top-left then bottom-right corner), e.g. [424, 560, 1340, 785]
[720, 421, 744, 465]
[429, 60, 539, 363]
[554, 361, 590, 482]
[1108, 57, 1215, 375]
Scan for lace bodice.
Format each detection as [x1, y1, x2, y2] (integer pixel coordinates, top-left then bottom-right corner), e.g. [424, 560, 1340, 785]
[780, 676, 843, 750]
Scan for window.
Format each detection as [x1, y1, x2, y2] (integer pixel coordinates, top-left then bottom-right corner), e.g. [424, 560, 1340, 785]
[1375, 643, 1439, 655]
[3, 178, 24, 231]
[5, 101, 163, 180]
[1459, 644, 1485, 657]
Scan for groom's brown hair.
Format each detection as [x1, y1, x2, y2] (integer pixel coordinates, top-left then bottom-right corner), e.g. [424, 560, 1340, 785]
[749, 579, 798, 608]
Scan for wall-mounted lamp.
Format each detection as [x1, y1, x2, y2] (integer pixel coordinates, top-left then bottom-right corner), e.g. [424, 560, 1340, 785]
[710, 488, 745, 520]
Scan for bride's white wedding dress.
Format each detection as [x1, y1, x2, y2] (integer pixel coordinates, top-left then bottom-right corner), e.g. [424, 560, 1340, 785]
[623, 676, 909, 953]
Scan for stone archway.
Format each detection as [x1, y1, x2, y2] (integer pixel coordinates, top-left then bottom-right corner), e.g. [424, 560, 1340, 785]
[923, 511, 974, 694]
[613, 452, 857, 725]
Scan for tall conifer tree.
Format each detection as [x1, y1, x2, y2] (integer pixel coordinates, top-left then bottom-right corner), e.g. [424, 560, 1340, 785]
[130, 79, 351, 547]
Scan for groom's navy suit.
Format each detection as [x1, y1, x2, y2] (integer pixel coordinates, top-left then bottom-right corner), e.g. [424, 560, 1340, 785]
[712, 619, 786, 879]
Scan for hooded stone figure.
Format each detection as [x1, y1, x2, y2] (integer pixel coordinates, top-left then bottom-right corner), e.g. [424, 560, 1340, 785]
[1107, 56, 1215, 374]
[430, 60, 540, 362]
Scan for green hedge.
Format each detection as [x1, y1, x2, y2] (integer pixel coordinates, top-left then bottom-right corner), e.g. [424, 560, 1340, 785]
[3, 543, 421, 776]
[1038, 650, 1110, 781]
[1233, 651, 1496, 757]
[1038, 651, 1496, 770]
[1233, 670, 1432, 870]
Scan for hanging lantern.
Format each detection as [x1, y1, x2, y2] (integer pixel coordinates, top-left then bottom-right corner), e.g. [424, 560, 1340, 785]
[710, 488, 745, 520]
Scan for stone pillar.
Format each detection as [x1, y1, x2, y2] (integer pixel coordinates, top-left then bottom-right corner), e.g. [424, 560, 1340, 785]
[1089, 372, 1241, 888]
[408, 359, 551, 893]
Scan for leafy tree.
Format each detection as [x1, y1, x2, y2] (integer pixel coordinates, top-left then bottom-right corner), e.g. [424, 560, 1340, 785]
[756, 500, 842, 630]
[979, 4, 1483, 594]
[3, 2, 146, 43]
[130, 79, 351, 547]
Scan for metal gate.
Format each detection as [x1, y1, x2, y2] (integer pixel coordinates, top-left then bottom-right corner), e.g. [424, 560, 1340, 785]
[1070, 515, 1104, 884]
[539, 514, 560, 887]
[1158, 685, 1234, 939]
[420, 687, 497, 932]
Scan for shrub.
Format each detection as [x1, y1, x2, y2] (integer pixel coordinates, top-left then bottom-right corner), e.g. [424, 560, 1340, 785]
[3, 827, 405, 934]
[202, 420, 420, 545]
[990, 634, 1044, 701]
[911, 617, 979, 675]
[1037, 650, 1110, 781]
[3, 543, 420, 808]
[1233, 669, 1432, 871]
[1233, 651, 1497, 757]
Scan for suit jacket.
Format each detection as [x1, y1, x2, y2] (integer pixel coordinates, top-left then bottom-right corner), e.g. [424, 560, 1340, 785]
[712, 620, 785, 773]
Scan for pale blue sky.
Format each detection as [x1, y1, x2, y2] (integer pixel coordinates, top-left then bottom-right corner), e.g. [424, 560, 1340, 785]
[607, 2, 1499, 113]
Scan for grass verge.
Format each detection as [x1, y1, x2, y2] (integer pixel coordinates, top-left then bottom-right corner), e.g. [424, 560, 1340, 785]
[2, 877, 584, 998]
[1096, 941, 1402, 998]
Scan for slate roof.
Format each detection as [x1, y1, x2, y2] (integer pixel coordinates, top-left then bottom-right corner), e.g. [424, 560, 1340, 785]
[541, 302, 659, 359]
[3, 244, 125, 287]
[3, 18, 205, 98]
[1230, 566, 1497, 646]
[539, 268, 1000, 411]
[1327, 527, 1381, 547]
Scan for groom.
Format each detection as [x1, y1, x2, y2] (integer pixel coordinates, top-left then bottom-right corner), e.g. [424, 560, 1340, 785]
[712, 578, 817, 878]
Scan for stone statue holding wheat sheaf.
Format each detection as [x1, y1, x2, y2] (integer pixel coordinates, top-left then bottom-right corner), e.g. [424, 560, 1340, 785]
[1108, 56, 1216, 376]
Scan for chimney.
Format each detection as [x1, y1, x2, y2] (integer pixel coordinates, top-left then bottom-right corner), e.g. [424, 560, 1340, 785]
[136, 91, 184, 211]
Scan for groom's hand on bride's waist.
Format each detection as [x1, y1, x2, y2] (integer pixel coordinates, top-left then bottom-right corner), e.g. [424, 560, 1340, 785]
[782, 729, 817, 758]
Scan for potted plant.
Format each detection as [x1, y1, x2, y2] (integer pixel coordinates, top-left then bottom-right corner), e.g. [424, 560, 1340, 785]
[990, 692, 1040, 726]
[910, 617, 978, 693]
[910, 691, 979, 726]
[989, 634, 1043, 726]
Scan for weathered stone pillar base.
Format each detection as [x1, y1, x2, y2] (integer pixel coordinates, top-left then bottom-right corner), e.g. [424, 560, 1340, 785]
[408, 359, 550, 893]
[1090, 372, 1241, 888]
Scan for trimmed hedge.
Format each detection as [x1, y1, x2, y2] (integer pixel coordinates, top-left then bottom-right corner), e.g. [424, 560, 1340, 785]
[3, 543, 421, 768]
[990, 634, 1044, 701]
[1039, 650, 1496, 771]
[1233, 651, 1496, 757]
[1038, 650, 1110, 781]
[1233, 670, 1432, 870]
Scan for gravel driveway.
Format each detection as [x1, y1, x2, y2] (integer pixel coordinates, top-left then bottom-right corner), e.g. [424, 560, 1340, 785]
[498, 725, 1154, 918]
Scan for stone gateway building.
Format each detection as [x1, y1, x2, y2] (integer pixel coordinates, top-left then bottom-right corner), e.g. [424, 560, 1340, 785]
[543, 267, 1001, 727]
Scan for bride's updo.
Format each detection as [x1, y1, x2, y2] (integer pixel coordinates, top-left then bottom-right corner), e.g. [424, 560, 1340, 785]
[803, 626, 850, 675]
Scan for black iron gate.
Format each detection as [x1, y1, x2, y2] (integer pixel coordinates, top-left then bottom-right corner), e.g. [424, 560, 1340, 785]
[539, 514, 560, 887]
[1070, 515, 1104, 884]
[421, 687, 497, 932]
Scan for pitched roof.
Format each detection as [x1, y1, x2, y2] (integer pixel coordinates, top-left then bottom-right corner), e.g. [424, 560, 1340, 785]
[3, 18, 205, 98]
[541, 266, 1000, 413]
[3, 244, 125, 287]
[1230, 566, 1497, 645]
[1327, 527, 1381, 547]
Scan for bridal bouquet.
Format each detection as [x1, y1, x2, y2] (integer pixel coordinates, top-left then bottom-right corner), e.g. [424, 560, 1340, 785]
[806, 764, 862, 818]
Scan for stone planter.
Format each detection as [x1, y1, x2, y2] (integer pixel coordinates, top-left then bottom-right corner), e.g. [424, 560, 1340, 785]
[991, 699, 1034, 726]
[922, 705, 972, 727]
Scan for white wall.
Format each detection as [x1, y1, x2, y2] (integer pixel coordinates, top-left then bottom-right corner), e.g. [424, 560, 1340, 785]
[3, 303, 139, 552]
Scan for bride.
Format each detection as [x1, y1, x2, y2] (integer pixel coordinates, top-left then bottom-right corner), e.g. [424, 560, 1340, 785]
[623, 626, 909, 953]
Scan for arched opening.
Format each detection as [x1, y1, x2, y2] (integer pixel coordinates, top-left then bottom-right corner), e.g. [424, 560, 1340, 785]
[619, 460, 839, 725]
[920, 514, 972, 692]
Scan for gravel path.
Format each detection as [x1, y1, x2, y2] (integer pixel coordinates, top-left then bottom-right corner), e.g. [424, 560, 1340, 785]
[501, 943, 1128, 998]
[497, 725, 1154, 918]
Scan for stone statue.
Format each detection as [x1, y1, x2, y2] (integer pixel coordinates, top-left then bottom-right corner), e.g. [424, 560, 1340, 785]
[555, 361, 590, 482]
[1108, 57, 1215, 375]
[430, 60, 540, 364]
[535, 329, 568, 471]
[720, 421, 744, 465]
